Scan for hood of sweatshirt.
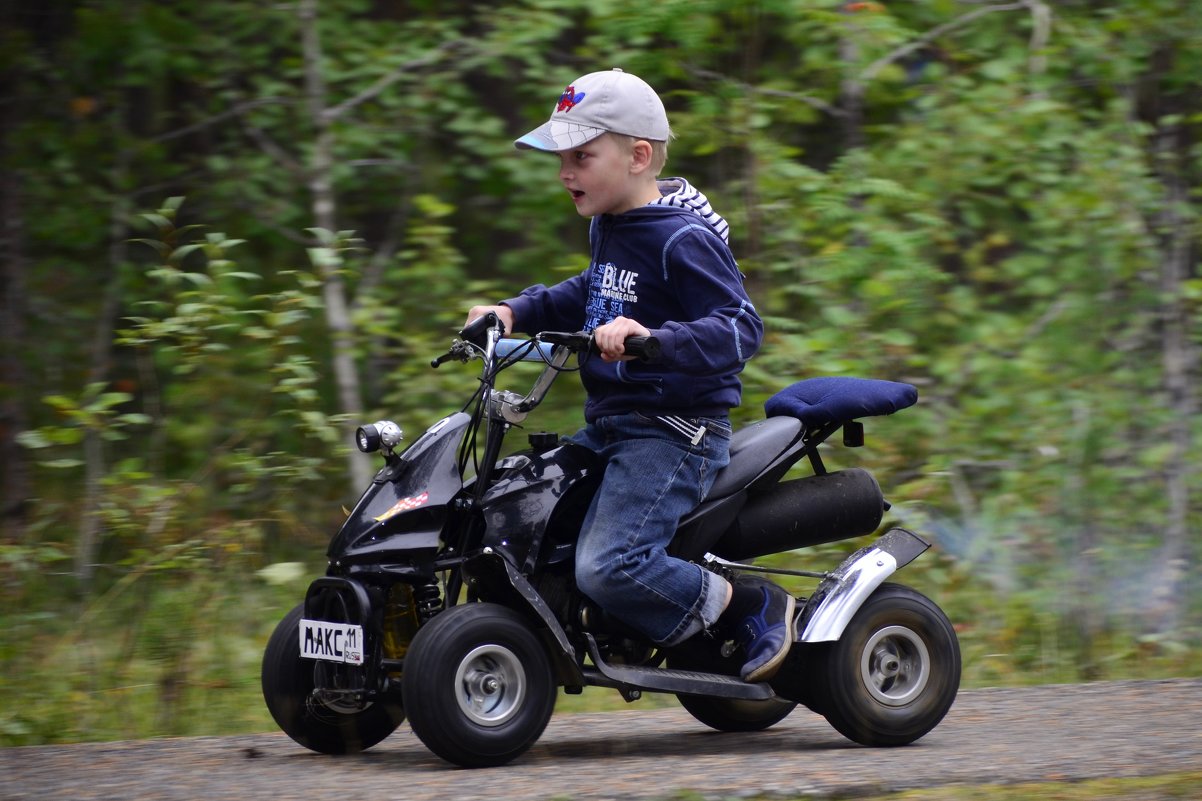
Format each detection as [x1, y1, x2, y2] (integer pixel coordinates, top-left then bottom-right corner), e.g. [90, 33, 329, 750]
[649, 177, 730, 244]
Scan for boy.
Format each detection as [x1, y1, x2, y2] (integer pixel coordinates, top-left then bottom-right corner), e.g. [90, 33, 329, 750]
[465, 68, 794, 682]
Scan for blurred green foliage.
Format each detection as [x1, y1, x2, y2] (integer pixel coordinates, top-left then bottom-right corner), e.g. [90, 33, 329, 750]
[1, 1, 1199, 744]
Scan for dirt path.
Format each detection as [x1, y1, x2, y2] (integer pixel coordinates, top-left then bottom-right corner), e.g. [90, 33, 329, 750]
[5, 679, 1201, 801]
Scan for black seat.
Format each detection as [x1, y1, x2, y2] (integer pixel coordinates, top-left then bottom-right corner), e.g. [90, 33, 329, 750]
[764, 377, 917, 427]
[705, 416, 802, 500]
[702, 379, 915, 502]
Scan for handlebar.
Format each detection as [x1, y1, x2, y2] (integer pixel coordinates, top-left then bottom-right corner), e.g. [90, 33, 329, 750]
[427, 321, 664, 424]
[495, 339, 556, 363]
[431, 321, 661, 369]
[537, 331, 662, 362]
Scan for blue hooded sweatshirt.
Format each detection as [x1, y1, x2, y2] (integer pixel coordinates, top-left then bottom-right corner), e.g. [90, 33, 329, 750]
[503, 178, 763, 422]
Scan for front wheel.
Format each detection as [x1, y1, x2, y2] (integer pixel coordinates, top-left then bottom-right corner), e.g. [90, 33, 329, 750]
[402, 603, 557, 768]
[815, 583, 960, 746]
[261, 603, 405, 754]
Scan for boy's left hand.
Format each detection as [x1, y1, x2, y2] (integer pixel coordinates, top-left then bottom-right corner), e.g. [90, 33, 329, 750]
[594, 316, 651, 362]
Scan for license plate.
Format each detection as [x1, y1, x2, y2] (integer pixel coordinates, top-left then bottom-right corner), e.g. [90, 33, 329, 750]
[298, 618, 364, 665]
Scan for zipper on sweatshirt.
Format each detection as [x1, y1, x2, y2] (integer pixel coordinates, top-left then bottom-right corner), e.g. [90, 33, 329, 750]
[587, 216, 618, 331]
[592, 216, 615, 272]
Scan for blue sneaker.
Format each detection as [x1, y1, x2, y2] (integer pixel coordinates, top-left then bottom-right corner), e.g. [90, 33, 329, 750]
[735, 577, 797, 682]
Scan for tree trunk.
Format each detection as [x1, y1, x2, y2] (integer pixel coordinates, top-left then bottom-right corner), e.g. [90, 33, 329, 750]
[1068, 401, 1100, 677]
[74, 152, 132, 591]
[299, 0, 372, 493]
[1150, 120, 1195, 636]
[838, 14, 865, 153]
[0, 94, 31, 544]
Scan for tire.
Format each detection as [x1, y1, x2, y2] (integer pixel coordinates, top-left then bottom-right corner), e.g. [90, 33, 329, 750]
[815, 583, 960, 746]
[402, 603, 557, 767]
[261, 603, 405, 754]
[678, 694, 798, 733]
[669, 638, 797, 732]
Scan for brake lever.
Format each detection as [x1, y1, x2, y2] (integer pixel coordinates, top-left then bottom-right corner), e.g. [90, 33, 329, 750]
[430, 340, 472, 368]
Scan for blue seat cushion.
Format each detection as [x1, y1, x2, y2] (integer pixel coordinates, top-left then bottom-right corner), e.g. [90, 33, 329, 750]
[764, 377, 918, 427]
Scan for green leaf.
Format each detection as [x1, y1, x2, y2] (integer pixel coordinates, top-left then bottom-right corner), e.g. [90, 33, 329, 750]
[138, 212, 173, 230]
[178, 272, 214, 287]
[168, 243, 206, 265]
[130, 238, 171, 258]
[256, 561, 308, 586]
[42, 459, 85, 469]
[15, 430, 51, 449]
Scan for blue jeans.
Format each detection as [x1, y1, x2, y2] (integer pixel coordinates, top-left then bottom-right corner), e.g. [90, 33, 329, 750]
[570, 412, 732, 646]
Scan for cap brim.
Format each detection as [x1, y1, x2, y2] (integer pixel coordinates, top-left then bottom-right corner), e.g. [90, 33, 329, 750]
[514, 119, 607, 151]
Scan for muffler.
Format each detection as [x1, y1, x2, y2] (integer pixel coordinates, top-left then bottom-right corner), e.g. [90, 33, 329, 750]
[710, 468, 884, 561]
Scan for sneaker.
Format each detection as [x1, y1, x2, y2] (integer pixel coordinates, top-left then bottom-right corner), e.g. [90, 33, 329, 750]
[734, 577, 797, 682]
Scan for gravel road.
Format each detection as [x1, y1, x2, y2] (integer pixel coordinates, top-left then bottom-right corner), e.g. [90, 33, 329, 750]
[4, 678, 1200, 801]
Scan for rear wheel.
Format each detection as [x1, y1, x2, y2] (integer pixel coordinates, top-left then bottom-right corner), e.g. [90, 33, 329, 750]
[402, 603, 557, 767]
[678, 694, 798, 733]
[815, 583, 959, 746]
[669, 638, 797, 732]
[261, 604, 405, 754]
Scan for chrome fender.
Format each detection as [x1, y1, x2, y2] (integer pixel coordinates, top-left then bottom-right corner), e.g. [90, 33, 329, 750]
[796, 528, 930, 643]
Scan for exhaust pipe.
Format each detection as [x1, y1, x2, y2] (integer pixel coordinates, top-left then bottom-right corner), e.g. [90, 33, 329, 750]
[711, 468, 885, 561]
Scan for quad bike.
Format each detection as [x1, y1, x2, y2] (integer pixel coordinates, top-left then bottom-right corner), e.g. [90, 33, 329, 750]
[262, 312, 960, 767]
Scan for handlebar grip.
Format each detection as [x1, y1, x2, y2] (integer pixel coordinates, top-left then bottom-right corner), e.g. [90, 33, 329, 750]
[622, 335, 661, 362]
[539, 330, 661, 361]
[460, 311, 504, 344]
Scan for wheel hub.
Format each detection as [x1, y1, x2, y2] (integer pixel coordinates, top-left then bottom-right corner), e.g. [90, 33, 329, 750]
[860, 624, 930, 707]
[454, 644, 527, 727]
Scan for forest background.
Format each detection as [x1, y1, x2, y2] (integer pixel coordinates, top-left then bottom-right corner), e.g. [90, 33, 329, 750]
[1, 0, 1199, 745]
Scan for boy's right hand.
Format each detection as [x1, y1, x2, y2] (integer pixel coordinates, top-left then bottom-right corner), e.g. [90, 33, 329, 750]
[464, 304, 514, 335]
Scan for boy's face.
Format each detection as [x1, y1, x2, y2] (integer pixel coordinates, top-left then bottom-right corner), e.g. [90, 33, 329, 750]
[554, 133, 656, 218]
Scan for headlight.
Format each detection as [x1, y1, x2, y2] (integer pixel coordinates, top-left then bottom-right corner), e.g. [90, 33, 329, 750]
[355, 420, 403, 453]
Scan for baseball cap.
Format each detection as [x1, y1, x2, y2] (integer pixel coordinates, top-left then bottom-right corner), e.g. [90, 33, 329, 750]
[515, 68, 670, 152]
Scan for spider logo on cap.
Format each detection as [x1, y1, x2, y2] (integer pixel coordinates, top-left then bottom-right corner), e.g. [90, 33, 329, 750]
[556, 85, 586, 113]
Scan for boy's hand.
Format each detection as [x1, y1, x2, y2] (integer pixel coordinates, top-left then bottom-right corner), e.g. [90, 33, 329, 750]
[594, 316, 651, 362]
[464, 304, 514, 334]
